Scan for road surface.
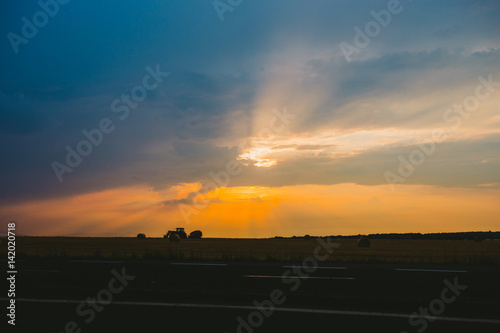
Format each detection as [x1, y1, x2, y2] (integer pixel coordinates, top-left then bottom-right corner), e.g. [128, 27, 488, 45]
[3, 259, 500, 332]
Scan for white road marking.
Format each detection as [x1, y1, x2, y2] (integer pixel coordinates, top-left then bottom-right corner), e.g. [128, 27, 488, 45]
[243, 275, 355, 280]
[69, 260, 123, 264]
[170, 263, 228, 266]
[396, 268, 468, 273]
[6, 298, 500, 325]
[283, 266, 347, 270]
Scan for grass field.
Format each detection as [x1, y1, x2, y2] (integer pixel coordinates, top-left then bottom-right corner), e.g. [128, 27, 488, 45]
[4, 236, 500, 264]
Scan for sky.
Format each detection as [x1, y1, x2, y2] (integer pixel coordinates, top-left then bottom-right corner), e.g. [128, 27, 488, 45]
[0, 0, 499, 237]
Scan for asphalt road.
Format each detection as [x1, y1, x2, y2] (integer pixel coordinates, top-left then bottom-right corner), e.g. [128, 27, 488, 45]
[3, 259, 500, 332]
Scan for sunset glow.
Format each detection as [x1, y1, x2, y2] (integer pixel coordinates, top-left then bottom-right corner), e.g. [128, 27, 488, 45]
[3, 183, 499, 238]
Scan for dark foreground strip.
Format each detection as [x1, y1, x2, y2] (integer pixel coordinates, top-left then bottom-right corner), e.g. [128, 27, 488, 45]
[5, 298, 500, 325]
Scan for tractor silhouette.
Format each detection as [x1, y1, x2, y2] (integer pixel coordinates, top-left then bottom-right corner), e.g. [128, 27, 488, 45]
[165, 227, 187, 239]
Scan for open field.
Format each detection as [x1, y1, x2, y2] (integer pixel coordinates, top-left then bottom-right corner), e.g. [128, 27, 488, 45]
[5, 237, 500, 332]
[4, 236, 500, 264]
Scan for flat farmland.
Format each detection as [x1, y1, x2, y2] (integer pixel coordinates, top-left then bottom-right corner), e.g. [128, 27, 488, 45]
[5, 236, 500, 264]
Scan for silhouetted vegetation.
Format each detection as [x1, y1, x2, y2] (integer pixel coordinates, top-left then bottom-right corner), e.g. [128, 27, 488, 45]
[321, 231, 500, 240]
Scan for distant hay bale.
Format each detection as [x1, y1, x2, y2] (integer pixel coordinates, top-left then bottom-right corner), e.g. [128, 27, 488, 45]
[136, 233, 146, 239]
[189, 230, 203, 239]
[169, 233, 181, 242]
[357, 237, 370, 248]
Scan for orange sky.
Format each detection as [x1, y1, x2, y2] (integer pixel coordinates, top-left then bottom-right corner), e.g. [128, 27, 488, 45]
[3, 183, 498, 238]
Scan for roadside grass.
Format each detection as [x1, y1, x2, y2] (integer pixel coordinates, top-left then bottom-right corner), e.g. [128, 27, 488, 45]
[3, 236, 500, 265]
